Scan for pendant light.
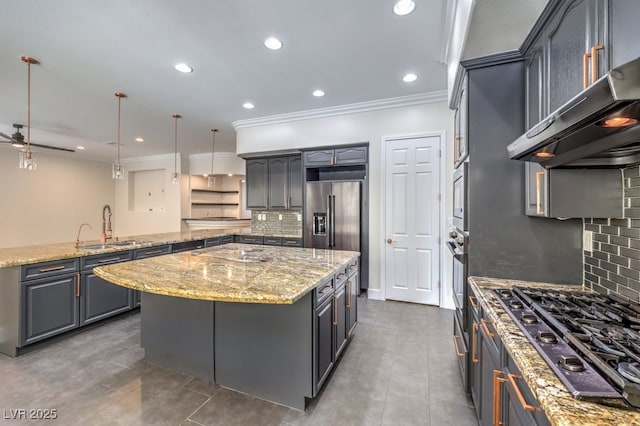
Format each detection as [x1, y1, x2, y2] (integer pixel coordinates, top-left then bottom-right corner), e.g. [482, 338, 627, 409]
[171, 114, 181, 184]
[112, 92, 126, 180]
[18, 56, 39, 170]
[207, 128, 218, 188]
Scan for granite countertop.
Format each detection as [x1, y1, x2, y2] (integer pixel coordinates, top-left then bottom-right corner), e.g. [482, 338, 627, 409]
[470, 276, 640, 426]
[0, 226, 302, 268]
[94, 243, 358, 304]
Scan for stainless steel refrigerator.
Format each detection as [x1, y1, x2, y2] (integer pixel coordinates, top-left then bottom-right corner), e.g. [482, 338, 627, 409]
[305, 181, 360, 251]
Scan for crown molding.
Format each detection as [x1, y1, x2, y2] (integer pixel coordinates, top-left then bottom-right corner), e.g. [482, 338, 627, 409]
[232, 91, 448, 129]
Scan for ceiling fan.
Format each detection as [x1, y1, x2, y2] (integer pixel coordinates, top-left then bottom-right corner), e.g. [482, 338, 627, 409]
[0, 123, 75, 153]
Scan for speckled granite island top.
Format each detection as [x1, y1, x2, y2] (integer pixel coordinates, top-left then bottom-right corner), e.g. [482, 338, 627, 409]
[94, 244, 358, 304]
[470, 276, 640, 426]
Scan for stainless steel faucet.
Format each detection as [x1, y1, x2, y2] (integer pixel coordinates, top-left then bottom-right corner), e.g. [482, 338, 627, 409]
[75, 223, 92, 249]
[101, 204, 113, 244]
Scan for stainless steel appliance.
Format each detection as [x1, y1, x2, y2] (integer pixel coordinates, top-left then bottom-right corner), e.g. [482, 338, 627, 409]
[448, 227, 469, 392]
[508, 56, 640, 168]
[452, 162, 468, 231]
[495, 286, 640, 409]
[305, 181, 360, 252]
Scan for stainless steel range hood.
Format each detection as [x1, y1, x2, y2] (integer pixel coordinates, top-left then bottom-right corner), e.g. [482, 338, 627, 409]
[508, 56, 640, 168]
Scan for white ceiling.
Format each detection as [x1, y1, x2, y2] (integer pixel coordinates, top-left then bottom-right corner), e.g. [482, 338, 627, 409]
[0, 0, 447, 162]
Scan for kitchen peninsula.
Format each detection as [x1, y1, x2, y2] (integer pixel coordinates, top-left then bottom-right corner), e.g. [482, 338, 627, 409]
[94, 243, 359, 410]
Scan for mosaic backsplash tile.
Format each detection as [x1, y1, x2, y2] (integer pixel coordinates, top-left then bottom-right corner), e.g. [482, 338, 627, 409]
[251, 209, 303, 236]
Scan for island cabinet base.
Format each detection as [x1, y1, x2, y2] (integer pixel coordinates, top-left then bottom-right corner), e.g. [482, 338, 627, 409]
[215, 292, 313, 411]
[140, 293, 215, 382]
[139, 292, 316, 410]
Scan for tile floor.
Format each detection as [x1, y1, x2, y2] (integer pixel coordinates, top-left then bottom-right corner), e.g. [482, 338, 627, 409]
[0, 297, 477, 425]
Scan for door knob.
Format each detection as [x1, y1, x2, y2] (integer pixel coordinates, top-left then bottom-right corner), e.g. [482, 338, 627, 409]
[386, 238, 393, 244]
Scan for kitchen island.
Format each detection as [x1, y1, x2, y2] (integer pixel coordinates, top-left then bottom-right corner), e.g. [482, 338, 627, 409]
[94, 243, 359, 410]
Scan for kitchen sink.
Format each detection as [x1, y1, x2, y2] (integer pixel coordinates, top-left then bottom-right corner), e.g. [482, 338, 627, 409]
[79, 240, 146, 250]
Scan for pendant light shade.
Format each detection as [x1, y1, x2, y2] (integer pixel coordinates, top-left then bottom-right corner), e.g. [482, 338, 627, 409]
[18, 56, 39, 170]
[171, 114, 181, 184]
[208, 128, 218, 188]
[112, 92, 126, 180]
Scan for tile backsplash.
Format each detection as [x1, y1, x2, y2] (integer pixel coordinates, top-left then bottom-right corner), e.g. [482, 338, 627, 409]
[584, 167, 640, 302]
[251, 210, 303, 236]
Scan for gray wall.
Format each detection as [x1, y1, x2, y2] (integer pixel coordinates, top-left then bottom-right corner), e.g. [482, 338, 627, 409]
[584, 167, 640, 302]
[467, 60, 583, 284]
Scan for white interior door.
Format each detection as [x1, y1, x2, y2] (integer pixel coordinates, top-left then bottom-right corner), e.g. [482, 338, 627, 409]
[384, 136, 441, 305]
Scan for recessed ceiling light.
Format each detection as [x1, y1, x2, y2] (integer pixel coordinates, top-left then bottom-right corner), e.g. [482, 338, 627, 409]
[312, 89, 325, 97]
[243, 102, 255, 109]
[135, 137, 144, 142]
[76, 146, 85, 150]
[228, 173, 233, 177]
[203, 174, 209, 177]
[264, 37, 283, 50]
[393, 0, 416, 16]
[174, 63, 193, 73]
[403, 73, 418, 83]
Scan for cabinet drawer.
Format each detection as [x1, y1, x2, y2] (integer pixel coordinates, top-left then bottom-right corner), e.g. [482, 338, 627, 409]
[346, 259, 358, 277]
[235, 235, 264, 244]
[220, 235, 234, 244]
[314, 277, 334, 308]
[172, 240, 205, 253]
[282, 237, 302, 247]
[21, 258, 79, 281]
[81, 250, 132, 270]
[335, 269, 349, 289]
[133, 245, 172, 259]
[263, 237, 283, 246]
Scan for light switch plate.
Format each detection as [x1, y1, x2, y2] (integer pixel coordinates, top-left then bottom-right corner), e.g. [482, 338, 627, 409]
[278, 214, 282, 221]
[583, 230, 594, 253]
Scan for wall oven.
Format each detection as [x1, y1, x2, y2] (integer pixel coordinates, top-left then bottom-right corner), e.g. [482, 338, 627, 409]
[447, 228, 468, 329]
[452, 162, 468, 231]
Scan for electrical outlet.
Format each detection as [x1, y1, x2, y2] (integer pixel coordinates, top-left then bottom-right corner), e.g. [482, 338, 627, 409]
[297, 214, 302, 221]
[278, 214, 283, 221]
[583, 230, 594, 253]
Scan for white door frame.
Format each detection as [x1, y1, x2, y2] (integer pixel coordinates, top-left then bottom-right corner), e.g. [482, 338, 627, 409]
[377, 131, 447, 306]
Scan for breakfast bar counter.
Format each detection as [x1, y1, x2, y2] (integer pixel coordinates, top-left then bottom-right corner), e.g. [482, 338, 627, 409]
[94, 244, 360, 410]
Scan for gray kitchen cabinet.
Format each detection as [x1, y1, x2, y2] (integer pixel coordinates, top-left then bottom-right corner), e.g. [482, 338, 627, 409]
[525, 162, 623, 218]
[609, 0, 640, 69]
[133, 244, 172, 259]
[246, 158, 269, 209]
[172, 240, 205, 253]
[21, 273, 80, 345]
[346, 261, 358, 337]
[282, 237, 303, 247]
[303, 146, 368, 167]
[453, 76, 468, 168]
[502, 354, 552, 426]
[268, 157, 288, 209]
[525, 32, 544, 130]
[80, 251, 133, 326]
[263, 236, 283, 246]
[314, 295, 334, 393]
[220, 235, 234, 244]
[334, 284, 347, 359]
[288, 155, 303, 208]
[204, 237, 221, 247]
[234, 235, 264, 244]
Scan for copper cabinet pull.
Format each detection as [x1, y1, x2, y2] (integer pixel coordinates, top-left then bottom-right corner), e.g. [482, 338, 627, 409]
[346, 281, 352, 308]
[535, 171, 545, 215]
[333, 295, 338, 325]
[471, 322, 479, 363]
[453, 334, 465, 357]
[582, 52, 591, 89]
[454, 135, 460, 163]
[590, 45, 604, 84]
[508, 373, 538, 412]
[468, 295, 478, 309]
[493, 370, 506, 426]
[481, 319, 497, 337]
[39, 265, 66, 273]
[144, 250, 163, 255]
[76, 273, 81, 297]
[97, 257, 122, 263]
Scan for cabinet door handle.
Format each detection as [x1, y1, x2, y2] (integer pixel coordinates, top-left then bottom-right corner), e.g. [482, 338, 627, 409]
[453, 334, 465, 357]
[76, 273, 81, 297]
[493, 370, 506, 426]
[590, 45, 604, 84]
[333, 295, 338, 325]
[481, 319, 497, 337]
[454, 136, 460, 164]
[471, 322, 479, 363]
[39, 265, 66, 273]
[582, 52, 591, 89]
[468, 295, 478, 309]
[508, 373, 538, 412]
[97, 257, 122, 263]
[535, 171, 545, 215]
[143, 250, 164, 256]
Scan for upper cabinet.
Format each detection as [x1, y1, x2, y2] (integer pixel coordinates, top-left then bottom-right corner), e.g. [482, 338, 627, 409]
[453, 76, 468, 168]
[303, 147, 368, 167]
[246, 155, 302, 210]
[525, 0, 640, 129]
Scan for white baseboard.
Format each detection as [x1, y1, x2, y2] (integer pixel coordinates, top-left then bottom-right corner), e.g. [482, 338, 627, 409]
[366, 288, 384, 301]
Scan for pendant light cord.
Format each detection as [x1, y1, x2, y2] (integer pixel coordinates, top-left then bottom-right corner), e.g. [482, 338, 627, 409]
[26, 59, 31, 154]
[172, 114, 181, 176]
[114, 92, 126, 169]
[210, 128, 218, 176]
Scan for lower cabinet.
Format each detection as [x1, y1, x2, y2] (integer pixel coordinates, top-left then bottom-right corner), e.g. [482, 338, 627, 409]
[315, 294, 335, 391]
[21, 273, 80, 345]
[334, 284, 348, 359]
[80, 272, 132, 326]
[346, 265, 358, 337]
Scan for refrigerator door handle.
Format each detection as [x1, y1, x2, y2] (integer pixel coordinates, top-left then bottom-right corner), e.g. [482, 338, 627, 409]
[331, 195, 336, 248]
[327, 194, 332, 247]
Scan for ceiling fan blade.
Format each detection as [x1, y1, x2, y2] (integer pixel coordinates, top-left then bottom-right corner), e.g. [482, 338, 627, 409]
[28, 142, 75, 153]
[0, 131, 19, 143]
